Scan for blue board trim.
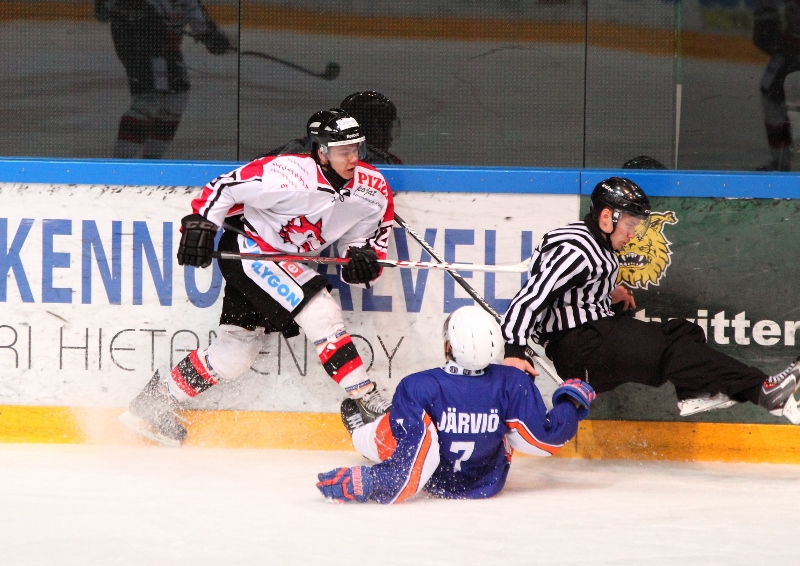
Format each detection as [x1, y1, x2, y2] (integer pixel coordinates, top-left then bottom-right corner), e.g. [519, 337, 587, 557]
[378, 165, 579, 194]
[0, 158, 798, 199]
[580, 169, 800, 199]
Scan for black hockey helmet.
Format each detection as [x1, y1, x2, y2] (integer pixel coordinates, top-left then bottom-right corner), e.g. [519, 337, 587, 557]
[340, 92, 398, 151]
[590, 177, 652, 238]
[340, 91, 397, 127]
[622, 155, 667, 170]
[308, 108, 366, 159]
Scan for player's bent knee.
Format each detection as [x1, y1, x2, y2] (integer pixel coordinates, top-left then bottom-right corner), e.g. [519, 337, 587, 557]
[129, 92, 162, 120]
[294, 290, 370, 388]
[205, 325, 266, 380]
[352, 416, 384, 463]
[294, 289, 345, 340]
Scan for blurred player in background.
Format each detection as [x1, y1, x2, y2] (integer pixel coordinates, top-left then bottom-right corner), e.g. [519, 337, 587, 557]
[263, 91, 402, 164]
[316, 306, 593, 504]
[96, 0, 232, 159]
[120, 109, 394, 445]
[621, 155, 667, 170]
[339, 91, 402, 164]
[752, 0, 800, 171]
[501, 176, 800, 423]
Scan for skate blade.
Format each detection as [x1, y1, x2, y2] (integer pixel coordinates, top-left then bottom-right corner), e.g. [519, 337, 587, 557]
[678, 395, 739, 417]
[118, 411, 182, 447]
[773, 396, 800, 425]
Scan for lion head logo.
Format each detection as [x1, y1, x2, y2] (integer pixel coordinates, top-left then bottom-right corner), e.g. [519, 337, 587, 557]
[617, 211, 678, 289]
[278, 215, 325, 253]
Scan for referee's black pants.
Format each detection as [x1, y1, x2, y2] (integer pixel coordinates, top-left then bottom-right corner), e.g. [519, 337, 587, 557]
[545, 316, 767, 404]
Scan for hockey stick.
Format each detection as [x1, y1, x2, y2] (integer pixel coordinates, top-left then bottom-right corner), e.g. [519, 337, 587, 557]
[239, 50, 340, 81]
[392, 213, 563, 385]
[393, 214, 503, 317]
[183, 31, 340, 80]
[210, 250, 529, 272]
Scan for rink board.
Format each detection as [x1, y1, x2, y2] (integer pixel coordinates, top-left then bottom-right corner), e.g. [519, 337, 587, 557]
[0, 181, 574, 414]
[3, 405, 800, 465]
[2, 159, 800, 462]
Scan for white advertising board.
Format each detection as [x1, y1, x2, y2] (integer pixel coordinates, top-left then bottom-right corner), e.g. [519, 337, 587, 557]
[0, 183, 578, 412]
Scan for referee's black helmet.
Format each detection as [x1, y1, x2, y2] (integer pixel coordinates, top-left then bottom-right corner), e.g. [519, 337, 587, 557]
[590, 177, 651, 238]
[590, 177, 651, 220]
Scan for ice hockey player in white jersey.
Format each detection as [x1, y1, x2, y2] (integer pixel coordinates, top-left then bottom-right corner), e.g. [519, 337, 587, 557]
[119, 109, 394, 445]
[316, 306, 594, 504]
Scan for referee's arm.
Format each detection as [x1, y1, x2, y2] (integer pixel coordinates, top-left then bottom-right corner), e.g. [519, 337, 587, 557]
[501, 246, 590, 361]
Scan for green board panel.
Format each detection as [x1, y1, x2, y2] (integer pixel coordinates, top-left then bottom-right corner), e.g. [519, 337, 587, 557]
[579, 196, 800, 423]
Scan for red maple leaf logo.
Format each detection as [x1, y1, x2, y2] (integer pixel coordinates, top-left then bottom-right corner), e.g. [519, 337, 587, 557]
[278, 216, 325, 252]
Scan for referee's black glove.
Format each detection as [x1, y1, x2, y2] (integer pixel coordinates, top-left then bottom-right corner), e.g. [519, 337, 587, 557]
[177, 214, 217, 268]
[341, 245, 380, 285]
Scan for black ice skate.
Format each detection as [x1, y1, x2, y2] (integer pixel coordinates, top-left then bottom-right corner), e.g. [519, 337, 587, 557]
[118, 371, 188, 446]
[340, 398, 365, 435]
[758, 358, 800, 424]
[354, 382, 391, 423]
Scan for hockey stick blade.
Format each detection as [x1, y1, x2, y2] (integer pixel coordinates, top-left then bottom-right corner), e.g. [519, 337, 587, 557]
[210, 251, 529, 272]
[320, 62, 341, 80]
[527, 343, 564, 385]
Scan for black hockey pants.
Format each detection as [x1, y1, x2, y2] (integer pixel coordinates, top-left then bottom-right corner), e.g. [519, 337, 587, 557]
[544, 316, 767, 404]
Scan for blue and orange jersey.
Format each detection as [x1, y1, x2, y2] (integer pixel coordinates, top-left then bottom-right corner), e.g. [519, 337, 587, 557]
[367, 362, 581, 503]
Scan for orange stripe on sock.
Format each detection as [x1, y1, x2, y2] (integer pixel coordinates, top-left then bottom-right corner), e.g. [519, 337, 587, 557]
[394, 413, 434, 503]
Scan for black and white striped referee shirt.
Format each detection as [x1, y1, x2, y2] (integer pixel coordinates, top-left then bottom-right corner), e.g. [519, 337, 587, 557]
[501, 215, 619, 358]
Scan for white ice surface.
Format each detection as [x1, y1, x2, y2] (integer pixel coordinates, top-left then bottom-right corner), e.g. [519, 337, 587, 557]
[1, 444, 798, 565]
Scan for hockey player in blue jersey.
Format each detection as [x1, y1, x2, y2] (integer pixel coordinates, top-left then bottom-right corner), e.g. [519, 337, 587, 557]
[316, 306, 595, 504]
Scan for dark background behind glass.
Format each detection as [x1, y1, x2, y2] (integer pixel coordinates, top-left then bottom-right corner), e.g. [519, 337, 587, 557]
[0, 1, 778, 171]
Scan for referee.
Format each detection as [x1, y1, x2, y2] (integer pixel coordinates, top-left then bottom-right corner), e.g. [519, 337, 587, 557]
[500, 177, 800, 423]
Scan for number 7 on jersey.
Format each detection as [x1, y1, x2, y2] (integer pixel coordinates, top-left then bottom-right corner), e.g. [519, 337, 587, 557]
[450, 442, 475, 472]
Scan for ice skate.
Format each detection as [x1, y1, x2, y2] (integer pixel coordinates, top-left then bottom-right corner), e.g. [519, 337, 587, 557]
[353, 382, 391, 423]
[678, 392, 739, 417]
[340, 398, 365, 435]
[118, 371, 188, 446]
[758, 358, 800, 424]
[755, 159, 791, 172]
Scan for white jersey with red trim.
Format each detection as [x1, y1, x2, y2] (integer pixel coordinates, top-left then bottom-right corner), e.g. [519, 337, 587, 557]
[191, 154, 394, 268]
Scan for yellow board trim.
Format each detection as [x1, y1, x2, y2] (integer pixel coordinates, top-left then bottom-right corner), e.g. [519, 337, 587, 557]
[0, 2, 768, 64]
[2, 405, 800, 464]
[574, 420, 800, 465]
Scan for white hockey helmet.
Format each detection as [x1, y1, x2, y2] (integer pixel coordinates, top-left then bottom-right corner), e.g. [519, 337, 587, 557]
[443, 306, 504, 371]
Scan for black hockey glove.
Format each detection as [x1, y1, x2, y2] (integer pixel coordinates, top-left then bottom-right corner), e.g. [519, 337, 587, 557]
[197, 24, 233, 55]
[341, 245, 381, 285]
[177, 214, 217, 268]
